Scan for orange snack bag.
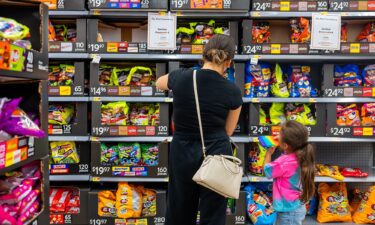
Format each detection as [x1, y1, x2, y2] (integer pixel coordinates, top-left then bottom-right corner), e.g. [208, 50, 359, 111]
[353, 185, 375, 224]
[98, 190, 117, 217]
[116, 182, 142, 219]
[317, 182, 352, 223]
[350, 188, 365, 214]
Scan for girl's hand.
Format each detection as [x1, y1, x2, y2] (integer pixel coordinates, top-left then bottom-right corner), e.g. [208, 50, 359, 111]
[266, 147, 277, 156]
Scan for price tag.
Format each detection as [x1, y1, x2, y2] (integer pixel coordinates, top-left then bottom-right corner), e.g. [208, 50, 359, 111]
[171, 0, 188, 9]
[93, 97, 101, 101]
[159, 11, 167, 16]
[252, 12, 261, 17]
[92, 54, 101, 64]
[350, 43, 360, 53]
[253, 137, 259, 142]
[250, 177, 258, 182]
[280, 1, 290, 11]
[271, 44, 281, 54]
[93, 9, 101, 15]
[309, 98, 317, 103]
[250, 57, 259, 65]
[91, 137, 99, 141]
[363, 127, 373, 136]
[320, 11, 328, 15]
[92, 177, 100, 182]
[165, 98, 173, 102]
[340, 12, 349, 16]
[372, 87, 375, 97]
[164, 177, 169, 182]
[59, 86, 71, 96]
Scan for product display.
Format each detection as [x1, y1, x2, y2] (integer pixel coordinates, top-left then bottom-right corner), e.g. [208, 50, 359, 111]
[98, 65, 155, 87]
[48, 103, 75, 125]
[49, 187, 80, 215]
[352, 185, 375, 224]
[290, 17, 310, 43]
[50, 141, 80, 164]
[48, 64, 75, 86]
[316, 164, 344, 181]
[248, 143, 267, 176]
[252, 22, 270, 44]
[334, 64, 362, 87]
[48, 21, 76, 42]
[287, 65, 317, 97]
[336, 104, 361, 126]
[357, 22, 375, 42]
[245, 62, 271, 97]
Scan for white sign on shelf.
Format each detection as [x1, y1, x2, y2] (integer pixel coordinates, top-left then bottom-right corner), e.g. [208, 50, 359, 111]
[311, 13, 341, 51]
[147, 12, 177, 50]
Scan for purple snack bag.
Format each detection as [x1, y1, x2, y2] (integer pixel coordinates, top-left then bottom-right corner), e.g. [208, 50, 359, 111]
[2, 108, 45, 138]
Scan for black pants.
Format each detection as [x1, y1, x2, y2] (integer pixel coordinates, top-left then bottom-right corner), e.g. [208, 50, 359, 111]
[166, 132, 231, 225]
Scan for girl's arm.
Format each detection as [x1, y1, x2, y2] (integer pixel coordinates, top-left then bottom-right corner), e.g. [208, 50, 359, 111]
[263, 147, 276, 168]
[155, 74, 169, 91]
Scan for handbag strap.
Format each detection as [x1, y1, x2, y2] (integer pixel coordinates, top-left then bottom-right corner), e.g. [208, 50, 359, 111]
[193, 70, 207, 158]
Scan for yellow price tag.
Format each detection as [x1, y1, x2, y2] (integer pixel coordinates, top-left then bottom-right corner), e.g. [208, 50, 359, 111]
[93, 97, 101, 101]
[254, 55, 261, 59]
[309, 98, 317, 103]
[59, 86, 71, 96]
[93, 10, 101, 15]
[280, 1, 290, 11]
[372, 87, 375, 97]
[252, 12, 261, 17]
[363, 127, 373, 136]
[159, 11, 167, 15]
[271, 44, 281, 54]
[90, 54, 98, 59]
[350, 43, 360, 54]
[250, 177, 258, 182]
[91, 137, 99, 142]
[340, 12, 349, 16]
[164, 177, 169, 182]
[92, 177, 100, 182]
[320, 11, 329, 15]
[176, 11, 183, 16]
[165, 98, 173, 102]
[253, 137, 259, 142]
[252, 98, 260, 103]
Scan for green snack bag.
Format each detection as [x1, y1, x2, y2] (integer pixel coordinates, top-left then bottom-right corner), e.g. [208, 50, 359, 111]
[270, 103, 286, 125]
[271, 64, 289, 98]
[302, 104, 317, 125]
[118, 143, 141, 166]
[259, 106, 267, 125]
[101, 102, 129, 125]
[127, 66, 154, 87]
[0, 17, 30, 41]
[9, 44, 25, 71]
[59, 64, 75, 85]
[48, 65, 61, 86]
[48, 104, 75, 125]
[141, 144, 158, 166]
[112, 67, 131, 86]
[285, 103, 305, 124]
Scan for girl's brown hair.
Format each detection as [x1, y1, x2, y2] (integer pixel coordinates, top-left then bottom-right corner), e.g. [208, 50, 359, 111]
[280, 120, 316, 203]
[203, 34, 236, 65]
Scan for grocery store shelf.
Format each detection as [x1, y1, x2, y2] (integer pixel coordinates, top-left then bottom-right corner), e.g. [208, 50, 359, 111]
[303, 216, 355, 225]
[91, 136, 171, 142]
[249, 54, 375, 62]
[90, 96, 172, 102]
[96, 53, 249, 61]
[0, 68, 47, 80]
[48, 53, 90, 59]
[50, 174, 90, 181]
[48, 10, 89, 17]
[175, 11, 249, 18]
[49, 97, 90, 102]
[243, 97, 375, 103]
[48, 136, 90, 141]
[250, 11, 375, 19]
[308, 137, 375, 142]
[91, 177, 168, 182]
[0, 155, 42, 176]
[89, 9, 166, 18]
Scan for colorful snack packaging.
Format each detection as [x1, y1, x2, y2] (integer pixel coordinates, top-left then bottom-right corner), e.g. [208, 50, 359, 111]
[48, 20, 56, 41]
[54, 25, 67, 42]
[361, 103, 375, 126]
[336, 104, 361, 126]
[50, 188, 71, 213]
[116, 182, 142, 219]
[252, 22, 271, 44]
[270, 64, 289, 98]
[9, 44, 25, 72]
[248, 143, 267, 176]
[48, 65, 61, 86]
[129, 103, 160, 126]
[141, 144, 159, 166]
[176, 25, 195, 45]
[245, 183, 276, 225]
[141, 188, 157, 217]
[317, 182, 352, 223]
[290, 17, 311, 43]
[341, 23, 347, 42]
[112, 67, 131, 86]
[17, 187, 40, 215]
[316, 164, 344, 181]
[334, 64, 362, 87]
[259, 105, 268, 125]
[17, 200, 39, 224]
[98, 190, 117, 217]
[306, 194, 318, 215]
[245, 62, 271, 97]
[58, 64, 75, 86]
[357, 22, 375, 42]
[101, 143, 119, 165]
[351, 188, 365, 213]
[0, 205, 17, 225]
[285, 103, 316, 126]
[126, 66, 154, 87]
[287, 65, 317, 97]
[352, 185, 375, 223]
[0, 17, 30, 41]
[101, 102, 129, 125]
[0, 179, 33, 205]
[191, 20, 216, 44]
[362, 64, 375, 86]
[66, 26, 77, 42]
[99, 66, 115, 86]
[340, 167, 369, 177]
[269, 103, 286, 125]
[118, 143, 142, 166]
[50, 141, 80, 164]
[48, 104, 75, 125]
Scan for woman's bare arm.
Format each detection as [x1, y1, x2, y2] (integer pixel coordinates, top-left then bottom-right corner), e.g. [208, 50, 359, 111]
[156, 74, 169, 91]
[225, 106, 242, 136]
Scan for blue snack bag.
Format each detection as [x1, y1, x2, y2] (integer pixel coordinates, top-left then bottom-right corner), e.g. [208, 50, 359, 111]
[245, 62, 271, 97]
[362, 64, 375, 86]
[334, 64, 362, 87]
[288, 65, 317, 97]
[245, 183, 276, 225]
[306, 194, 318, 215]
[226, 67, 235, 83]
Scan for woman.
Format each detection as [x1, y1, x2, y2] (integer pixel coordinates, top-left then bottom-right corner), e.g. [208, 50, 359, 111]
[156, 34, 243, 225]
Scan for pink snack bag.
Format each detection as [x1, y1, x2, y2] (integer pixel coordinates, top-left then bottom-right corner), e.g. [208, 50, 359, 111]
[0, 180, 32, 205]
[17, 200, 40, 225]
[0, 204, 17, 225]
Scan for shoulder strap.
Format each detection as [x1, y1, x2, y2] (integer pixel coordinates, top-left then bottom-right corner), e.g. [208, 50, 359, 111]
[193, 70, 206, 158]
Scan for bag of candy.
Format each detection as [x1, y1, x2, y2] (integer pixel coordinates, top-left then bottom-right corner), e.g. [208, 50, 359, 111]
[357, 22, 375, 42]
[288, 65, 317, 97]
[0, 17, 30, 41]
[17, 200, 39, 224]
[48, 20, 56, 41]
[141, 188, 157, 217]
[336, 104, 361, 126]
[362, 64, 375, 86]
[54, 25, 67, 42]
[290, 17, 311, 43]
[285, 103, 305, 124]
[101, 102, 129, 126]
[141, 144, 159, 166]
[50, 141, 80, 164]
[340, 167, 368, 178]
[351, 188, 365, 213]
[50, 188, 71, 213]
[118, 143, 142, 166]
[49, 104, 75, 125]
[302, 104, 317, 126]
[259, 104, 269, 125]
[98, 190, 117, 217]
[66, 26, 77, 42]
[245, 183, 276, 225]
[316, 164, 344, 181]
[248, 143, 267, 176]
[245, 62, 271, 97]
[127, 66, 154, 87]
[269, 103, 286, 125]
[270, 64, 289, 98]
[192, 20, 216, 44]
[58, 64, 75, 86]
[352, 186, 375, 223]
[334, 64, 362, 87]
[112, 67, 131, 86]
[99, 65, 115, 86]
[116, 182, 143, 219]
[317, 183, 352, 223]
[361, 103, 375, 126]
[49, 65, 61, 86]
[341, 23, 347, 42]
[176, 25, 195, 45]
[252, 22, 271, 44]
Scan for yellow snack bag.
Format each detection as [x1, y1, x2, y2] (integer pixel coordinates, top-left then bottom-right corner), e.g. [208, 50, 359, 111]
[116, 182, 143, 219]
[142, 189, 157, 217]
[316, 164, 344, 181]
[317, 182, 352, 223]
[350, 188, 365, 214]
[50, 141, 79, 164]
[353, 185, 375, 224]
[98, 191, 117, 217]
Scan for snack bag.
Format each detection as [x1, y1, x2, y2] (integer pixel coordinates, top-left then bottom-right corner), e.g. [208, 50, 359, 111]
[341, 23, 347, 42]
[316, 164, 344, 181]
[270, 64, 289, 98]
[101, 102, 129, 125]
[306, 194, 318, 215]
[48, 104, 74, 125]
[99, 65, 115, 86]
[361, 103, 375, 126]
[301, 104, 317, 126]
[118, 143, 142, 166]
[101, 143, 119, 165]
[288, 65, 317, 97]
[340, 167, 369, 178]
[49, 65, 61, 86]
[351, 188, 365, 213]
[336, 104, 361, 126]
[17, 200, 39, 224]
[248, 143, 267, 176]
[98, 190, 117, 217]
[112, 67, 131, 86]
[285, 103, 305, 124]
[357, 22, 375, 42]
[50, 141, 80, 164]
[58, 64, 75, 85]
[290, 17, 311, 43]
[176, 25, 195, 44]
[54, 25, 67, 42]
[126, 66, 154, 87]
[245, 62, 271, 97]
[50, 188, 71, 213]
[363, 64, 375, 86]
[141, 189, 157, 217]
[2, 108, 45, 137]
[116, 182, 142, 219]
[191, 20, 215, 44]
[259, 105, 268, 125]
[0, 17, 30, 41]
[317, 183, 352, 223]
[245, 183, 276, 225]
[334, 64, 362, 87]
[49, 20, 56, 41]
[269, 103, 286, 125]
[66, 26, 77, 42]
[352, 186, 375, 223]
[252, 22, 271, 44]
[9, 44, 25, 71]
[141, 144, 159, 166]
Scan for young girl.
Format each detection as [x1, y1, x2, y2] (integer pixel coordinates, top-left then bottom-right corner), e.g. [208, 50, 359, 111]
[263, 120, 316, 225]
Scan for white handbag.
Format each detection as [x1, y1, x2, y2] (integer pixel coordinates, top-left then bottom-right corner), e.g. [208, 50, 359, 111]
[191, 70, 243, 199]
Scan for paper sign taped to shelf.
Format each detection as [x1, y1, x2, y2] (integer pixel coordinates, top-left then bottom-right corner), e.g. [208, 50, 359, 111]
[311, 13, 341, 50]
[148, 13, 177, 50]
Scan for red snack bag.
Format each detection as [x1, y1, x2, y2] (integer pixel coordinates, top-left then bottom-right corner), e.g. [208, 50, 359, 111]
[50, 188, 71, 213]
[361, 103, 375, 126]
[341, 23, 347, 42]
[50, 214, 64, 224]
[357, 22, 375, 42]
[340, 167, 369, 177]
[252, 22, 271, 44]
[290, 17, 311, 43]
[67, 206, 80, 214]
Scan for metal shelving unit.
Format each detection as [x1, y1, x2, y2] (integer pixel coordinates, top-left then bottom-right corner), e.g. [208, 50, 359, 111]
[50, 174, 90, 181]
[49, 97, 90, 102]
[49, 136, 91, 141]
[243, 97, 375, 103]
[251, 11, 375, 19]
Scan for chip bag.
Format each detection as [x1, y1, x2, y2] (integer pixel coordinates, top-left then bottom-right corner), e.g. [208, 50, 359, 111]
[363, 64, 375, 86]
[141, 144, 159, 166]
[141, 188, 157, 217]
[357, 22, 375, 42]
[352, 186, 375, 224]
[245, 62, 271, 97]
[50, 141, 79, 164]
[98, 190, 117, 217]
[101, 102, 129, 125]
[290, 17, 311, 43]
[0, 17, 30, 41]
[336, 104, 361, 126]
[48, 104, 75, 125]
[288, 65, 317, 97]
[252, 22, 271, 44]
[118, 143, 142, 166]
[317, 182, 352, 223]
[245, 183, 276, 225]
[334, 64, 362, 87]
[269, 103, 286, 125]
[248, 143, 267, 176]
[270, 64, 289, 98]
[361, 103, 375, 126]
[116, 182, 143, 219]
[316, 164, 344, 181]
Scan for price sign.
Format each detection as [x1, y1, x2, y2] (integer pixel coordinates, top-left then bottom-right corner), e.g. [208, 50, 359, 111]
[91, 87, 107, 96]
[253, 2, 272, 11]
[329, 127, 351, 136]
[92, 127, 110, 136]
[92, 166, 111, 175]
[350, 43, 360, 53]
[324, 88, 344, 97]
[250, 126, 270, 136]
[148, 13, 177, 50]
[90, 219, 107, 225]
[243, 45, 262, 54]
[89, 0, 105, 8]
[329, 0, 349, 11]
[171, 0, 188, 8]
[88, 43, 105, 53]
